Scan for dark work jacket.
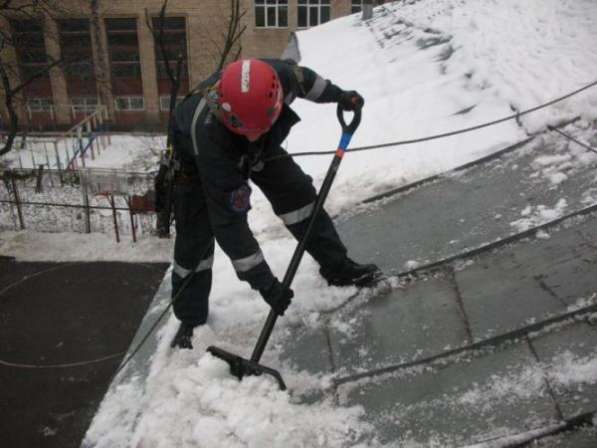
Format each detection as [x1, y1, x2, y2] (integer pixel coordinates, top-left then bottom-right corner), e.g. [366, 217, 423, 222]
[172, 59, 344, 291]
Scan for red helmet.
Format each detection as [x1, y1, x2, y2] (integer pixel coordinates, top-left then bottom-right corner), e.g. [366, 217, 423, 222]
[217, 59, 283, 141]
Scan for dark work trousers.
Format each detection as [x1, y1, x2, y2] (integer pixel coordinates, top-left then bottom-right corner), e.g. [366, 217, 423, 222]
[172, 179, 214, 326]
[171, 146, 348, 325]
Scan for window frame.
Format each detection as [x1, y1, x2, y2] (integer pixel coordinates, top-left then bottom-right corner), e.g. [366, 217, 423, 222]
[351, 0, 386, 14]
[151, 16, 189, 81]
[105, 18, 142, 80]
[114, 96, 145, 112]
[254, 0, 289, 29]
[58, 18, 95, 79]
[10, 19, 50, 80]
[159, 95, 185, 112]
[71, 96, 100, 113]
[27, 97, 54, 112]
[297, 0, 331, 29]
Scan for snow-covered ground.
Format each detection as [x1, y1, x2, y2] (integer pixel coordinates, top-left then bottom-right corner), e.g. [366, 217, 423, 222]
[3, 0, 597, 446]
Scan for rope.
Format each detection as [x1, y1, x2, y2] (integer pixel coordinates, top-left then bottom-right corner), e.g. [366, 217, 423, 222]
[0, 352, 124, 369]
[114, 245, 213, 376]
[114, 303, 172, 375]
[265, 78, 597, 161]
[548, 125, 597, 154]
[334, 301, 597, 386]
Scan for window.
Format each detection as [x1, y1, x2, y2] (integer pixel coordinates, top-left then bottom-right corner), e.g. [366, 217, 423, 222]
[297, 0, 330, 28]
[152, 17, 188, 81]
[59, 19, 94, 79]
[159, 95, 185, 111]
[255, 0, 288, 28]
[10, 19, 49, 80]
[27, 98, 54, 112]
[72, 97, 99, 112]
[351, 0, 386, 14]
[105, 18, 141, 79]
[115, 96, 145, 111]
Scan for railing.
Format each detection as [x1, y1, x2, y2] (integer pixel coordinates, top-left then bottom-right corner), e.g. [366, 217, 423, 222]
[0, 166, 158, 243]
[4, 106, 111, 176]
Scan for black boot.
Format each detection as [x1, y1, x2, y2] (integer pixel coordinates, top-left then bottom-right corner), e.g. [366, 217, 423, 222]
[171, 322, 195, 349]
[321, 258, 382, 287]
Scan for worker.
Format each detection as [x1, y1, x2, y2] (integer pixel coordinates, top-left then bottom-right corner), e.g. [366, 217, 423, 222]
[169, 58, 381, 349]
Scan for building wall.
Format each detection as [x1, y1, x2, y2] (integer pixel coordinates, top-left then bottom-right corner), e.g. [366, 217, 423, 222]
[1, 0, 374, 131]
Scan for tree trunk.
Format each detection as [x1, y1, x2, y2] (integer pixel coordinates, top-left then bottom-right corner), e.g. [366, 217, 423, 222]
[90, 0, 113, 118]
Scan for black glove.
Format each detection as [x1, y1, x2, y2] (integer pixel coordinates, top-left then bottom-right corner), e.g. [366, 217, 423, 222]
[260, 279, 294, 316]
[338, 90, 365, 111]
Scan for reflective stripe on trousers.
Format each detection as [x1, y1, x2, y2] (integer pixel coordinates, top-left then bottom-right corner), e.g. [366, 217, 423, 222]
[231, 250, 265, 273]
[173, 255, 214, 278]
[278, 201, 315, 226]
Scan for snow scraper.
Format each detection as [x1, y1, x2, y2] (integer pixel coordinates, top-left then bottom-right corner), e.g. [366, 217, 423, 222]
[208, 105, 362, 391]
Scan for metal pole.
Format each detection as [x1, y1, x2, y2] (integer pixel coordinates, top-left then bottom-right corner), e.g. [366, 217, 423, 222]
[109, 194, 120, 243]
[105, 106, 112, 145]
[81, 178, 91, 233]
[127, 197, 137, 243]
[35, 165, 44, 193]
[98, 113, 106, 151]
[86, 122, 95, 160]
[43, 143, 53, 188]
[78, 127, 86, 168]
[10, 172, 25, 230]
[54, 141, 63, 185]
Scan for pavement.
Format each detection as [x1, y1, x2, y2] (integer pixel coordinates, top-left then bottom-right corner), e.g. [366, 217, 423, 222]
[0, 259, 168, 448]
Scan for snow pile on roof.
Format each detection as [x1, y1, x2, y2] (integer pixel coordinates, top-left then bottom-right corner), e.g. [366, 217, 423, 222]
[287, 0, 597, 214]
[93, 326, 376, 448]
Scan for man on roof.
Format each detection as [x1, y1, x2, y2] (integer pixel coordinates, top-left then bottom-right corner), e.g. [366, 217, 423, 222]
[169, 58, 381, 349]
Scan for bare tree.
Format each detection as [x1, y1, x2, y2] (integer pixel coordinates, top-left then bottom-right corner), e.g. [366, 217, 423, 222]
[147, 0, 246, 138]
[0, 0, 68, 156]
[146, 0, 187, 238]
[215, 0, 247, 71]
[90, 0, 112, 118]
[145, 0, 185, 147]
[149, 0, 247, 238]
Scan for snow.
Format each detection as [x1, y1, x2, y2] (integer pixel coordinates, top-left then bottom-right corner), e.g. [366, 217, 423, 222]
[83, 134, 164, 172]
[549, 351, 597, 387]
[128, 349, 374, 448]
[461, 423, 564, 448]
[509, 198, 569, 232]
[0, 230, 172, 263]
[285, 0, 597, 216]
[3, 0, 597, 446]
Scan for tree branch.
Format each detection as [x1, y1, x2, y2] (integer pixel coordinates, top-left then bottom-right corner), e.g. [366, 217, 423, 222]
[10, 57, 64, 95]
[0, 59, 18, 156]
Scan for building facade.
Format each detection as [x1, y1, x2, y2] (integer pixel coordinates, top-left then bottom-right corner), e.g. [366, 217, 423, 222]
[0, 0, 388, 131]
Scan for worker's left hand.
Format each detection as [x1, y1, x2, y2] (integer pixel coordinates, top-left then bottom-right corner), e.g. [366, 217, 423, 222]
[338, 90, 365, 111]
[260, 279, 294, 316]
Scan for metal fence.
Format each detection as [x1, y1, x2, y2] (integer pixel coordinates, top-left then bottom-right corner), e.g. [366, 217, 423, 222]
[0, 167, 158, 243]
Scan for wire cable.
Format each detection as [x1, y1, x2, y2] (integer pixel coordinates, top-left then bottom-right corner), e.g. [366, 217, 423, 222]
[265, 79, 597, 161]
[0, 353, 125, 369]
[548, 125, 597, 154]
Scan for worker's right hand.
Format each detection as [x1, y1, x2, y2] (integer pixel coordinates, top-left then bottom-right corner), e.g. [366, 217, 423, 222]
[338, 90, 365, 112]
[260, 279, 294, 316]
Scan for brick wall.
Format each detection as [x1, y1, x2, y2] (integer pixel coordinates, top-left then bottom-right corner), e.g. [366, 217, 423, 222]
[0, 0, 361, 131]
